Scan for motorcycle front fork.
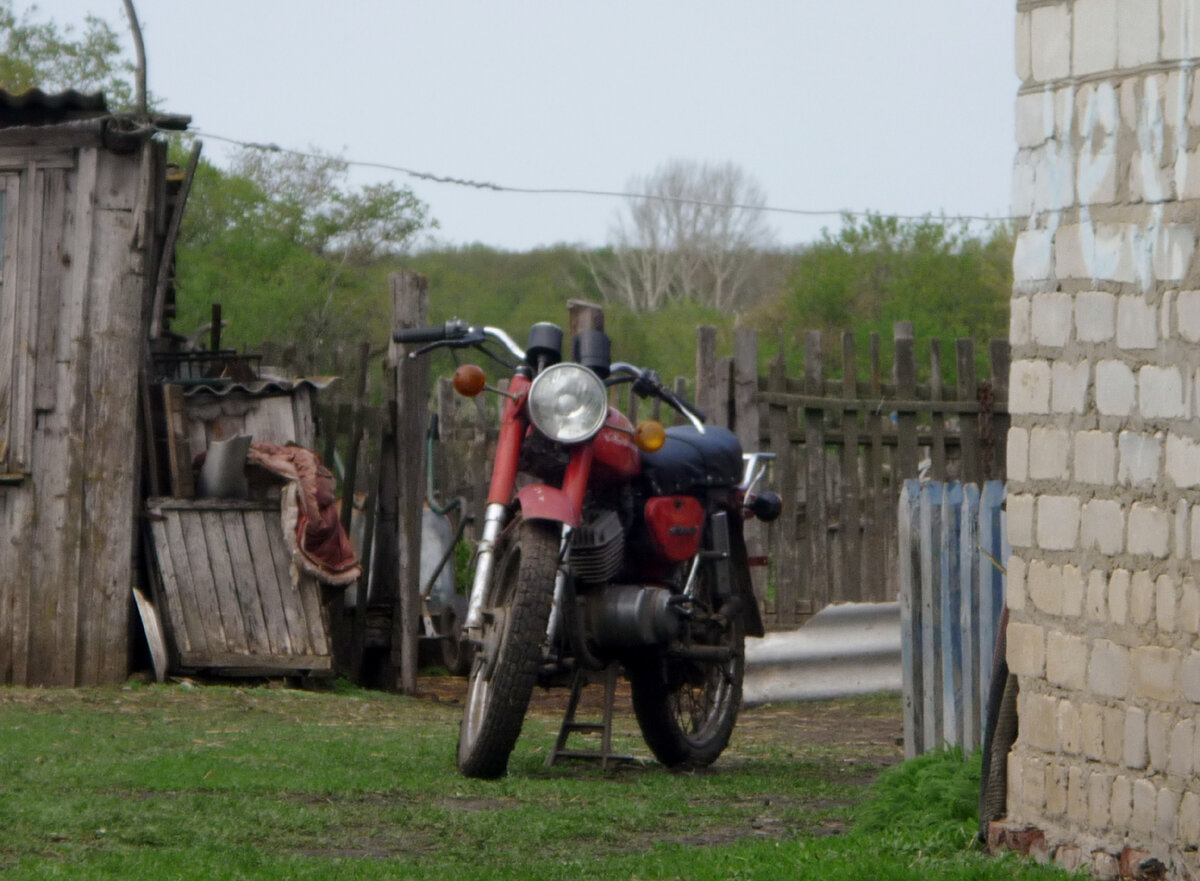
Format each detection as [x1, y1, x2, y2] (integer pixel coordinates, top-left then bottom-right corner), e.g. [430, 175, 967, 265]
[464, 504, 571, 645]
[464, 502, 509, 636]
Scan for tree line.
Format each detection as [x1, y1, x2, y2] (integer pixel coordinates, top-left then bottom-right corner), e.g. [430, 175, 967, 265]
[3, 0, 1014, 385]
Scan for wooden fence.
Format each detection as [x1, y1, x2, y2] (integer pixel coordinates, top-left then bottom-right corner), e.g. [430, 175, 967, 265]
[694, 325, 1010, 629]
[897, 480, 1008, 758]
[243, 300, 1010, 685]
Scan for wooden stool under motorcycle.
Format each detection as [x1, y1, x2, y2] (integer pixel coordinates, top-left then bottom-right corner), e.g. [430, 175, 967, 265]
[394, 319, 781, 778]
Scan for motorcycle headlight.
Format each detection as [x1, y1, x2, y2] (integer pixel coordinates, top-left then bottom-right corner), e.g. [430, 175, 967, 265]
[527, 363, 608, 444]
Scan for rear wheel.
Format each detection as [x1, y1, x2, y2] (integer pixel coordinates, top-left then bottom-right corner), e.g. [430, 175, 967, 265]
[457, 516, 559, 778]
[627, 564, 744, 768]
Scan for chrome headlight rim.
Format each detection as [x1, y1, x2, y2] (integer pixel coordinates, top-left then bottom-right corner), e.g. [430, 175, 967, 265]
[527, 362, 608, 444]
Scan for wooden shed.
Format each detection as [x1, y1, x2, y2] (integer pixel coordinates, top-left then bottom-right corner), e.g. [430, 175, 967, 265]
[0, 90, 188, 686]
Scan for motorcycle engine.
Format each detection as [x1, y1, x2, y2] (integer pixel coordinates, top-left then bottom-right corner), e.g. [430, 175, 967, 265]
[568, 510, 625, 585]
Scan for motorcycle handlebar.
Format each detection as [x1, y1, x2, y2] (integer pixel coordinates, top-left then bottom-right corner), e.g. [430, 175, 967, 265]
[393, 326, 450, 344]
[392, 319, 468, 344]
[610, 362, 707, 431]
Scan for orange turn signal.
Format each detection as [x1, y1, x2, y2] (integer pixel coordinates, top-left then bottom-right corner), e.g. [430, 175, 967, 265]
[634, 419, 666, 453]
[453, 364, 487, 397]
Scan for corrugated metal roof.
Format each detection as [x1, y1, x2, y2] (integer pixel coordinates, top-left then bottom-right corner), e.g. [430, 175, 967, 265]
[0, 88, 108, 128]
[180, 377, 340, 398]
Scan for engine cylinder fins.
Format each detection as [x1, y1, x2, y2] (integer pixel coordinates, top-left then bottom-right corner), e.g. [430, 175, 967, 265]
[568, 509, 625, 584]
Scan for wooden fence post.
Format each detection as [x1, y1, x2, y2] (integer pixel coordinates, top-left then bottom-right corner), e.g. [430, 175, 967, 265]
[803, 331, 829, 612]
[929, 339, 946, 479]
[959, 482, 982, 750]
[939, 483, 964, 749]
[987, 340, 1011, 480]
[956, 339, 980, 485]
[898, 480, 923, 758]
[390, 271, 430, 695]
[733, 329, 766, 607]
[839, 332, 861, 603]
[568, 299, 604, 340]
[767, 349, 797, 623]
[918, 481, 945, 753]
[894, 323, 918, 480]
[695, 326, 718, 426]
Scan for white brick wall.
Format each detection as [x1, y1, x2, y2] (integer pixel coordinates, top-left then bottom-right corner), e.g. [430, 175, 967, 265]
[1074, 0, 1118, 75]
[1076, 291, 1116, 342]
[1031, 293, 1074, 347]
[1139, 366, 1185, 419]
[1116, 296, 1159, 349]
[1075, 430, 1117, 483]
[1118, 431, 1162, 486]
[1095, 360, 1137, 416]
[1030, 427, 1070, 479]
[1118, 0, 1161, 67]
[1008, 4, 1200, 868]
[1038, 496, 1081, 550]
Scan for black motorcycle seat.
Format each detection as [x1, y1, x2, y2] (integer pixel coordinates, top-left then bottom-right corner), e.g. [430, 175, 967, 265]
[640, 425, 743, 495]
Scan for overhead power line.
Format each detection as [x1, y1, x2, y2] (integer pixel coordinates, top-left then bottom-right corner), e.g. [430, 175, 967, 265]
[183, 128, 1017, 225]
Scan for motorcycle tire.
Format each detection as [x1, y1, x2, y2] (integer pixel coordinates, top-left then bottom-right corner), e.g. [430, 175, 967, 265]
[626, 564, 744, 769]
[457, 516, 559, 779]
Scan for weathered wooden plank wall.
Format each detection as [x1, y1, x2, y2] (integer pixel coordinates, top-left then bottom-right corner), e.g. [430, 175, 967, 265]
[898, 479, 1008, 758]
[731, 325, 1010, 628]
[0, 137, 162, 686]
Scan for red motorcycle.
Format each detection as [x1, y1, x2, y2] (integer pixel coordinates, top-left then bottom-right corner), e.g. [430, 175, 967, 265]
[393, 319, 780, 778]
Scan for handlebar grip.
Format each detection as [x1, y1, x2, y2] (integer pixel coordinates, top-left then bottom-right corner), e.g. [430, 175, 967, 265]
[392, 326, 448, 344]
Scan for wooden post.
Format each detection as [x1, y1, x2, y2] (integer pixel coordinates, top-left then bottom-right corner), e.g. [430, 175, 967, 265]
[987, 339, 1011, 480]
[733, 329, 766, 608]
[695, 326, 718, 426]
[940, 483, 964, 749]
[898, 480, 923, 758]
[959, 482, 982, 751]
[893, 323, 918, 480]
[390, 271, 430, 695]
[918, 482, 945, 753]
[839, 332, 861, 603]
[956, 339, 980, 485]
[568, 299, 604, 340]
[767, 351, 797, 624]
[929, 340, 946, 480]
[866, 332, 886, 605]
[803, 331, 829, 613]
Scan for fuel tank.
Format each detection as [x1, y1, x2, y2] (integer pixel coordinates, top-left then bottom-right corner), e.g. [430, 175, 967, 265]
[590, 407, 641, 482]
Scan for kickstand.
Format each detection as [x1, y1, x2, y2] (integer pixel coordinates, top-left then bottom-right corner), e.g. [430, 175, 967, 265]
[545, 664, 636, 769]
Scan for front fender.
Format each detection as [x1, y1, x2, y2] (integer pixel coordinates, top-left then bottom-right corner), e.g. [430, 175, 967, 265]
[515, 484, 581, 528]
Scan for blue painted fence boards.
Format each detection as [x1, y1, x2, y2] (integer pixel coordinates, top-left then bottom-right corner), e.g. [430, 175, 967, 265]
[899, 479, 1006, 758]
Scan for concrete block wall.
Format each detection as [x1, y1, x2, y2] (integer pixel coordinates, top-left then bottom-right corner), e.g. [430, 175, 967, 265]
[1009, 1, 1200, 876]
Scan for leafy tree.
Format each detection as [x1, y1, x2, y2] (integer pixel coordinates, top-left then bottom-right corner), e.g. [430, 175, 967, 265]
[174, 146, 433, 354]
[587, 159, 778, 313]
[751, 214, 1013, 376]
[0, 0, 136, 107]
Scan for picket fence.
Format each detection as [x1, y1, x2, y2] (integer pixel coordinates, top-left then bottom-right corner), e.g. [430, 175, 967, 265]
[898, 480, 1008, 758]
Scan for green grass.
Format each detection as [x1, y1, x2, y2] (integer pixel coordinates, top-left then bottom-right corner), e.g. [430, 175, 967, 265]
[0, 682, 1066, 880]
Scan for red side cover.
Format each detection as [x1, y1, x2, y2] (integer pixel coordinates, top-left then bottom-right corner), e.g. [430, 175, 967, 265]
[644, 496, 704, 562]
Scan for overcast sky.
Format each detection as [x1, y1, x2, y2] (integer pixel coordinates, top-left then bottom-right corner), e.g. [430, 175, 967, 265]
[46, 1, 1019, 252]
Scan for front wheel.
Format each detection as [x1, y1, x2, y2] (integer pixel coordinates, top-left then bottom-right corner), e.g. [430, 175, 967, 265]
[626, 566, 744, 769]
[457, 516, 559, 778]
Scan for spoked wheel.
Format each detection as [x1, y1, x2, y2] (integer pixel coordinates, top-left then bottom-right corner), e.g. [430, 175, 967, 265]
[627, 565, 744, 769]
[457, 515, 559, 779]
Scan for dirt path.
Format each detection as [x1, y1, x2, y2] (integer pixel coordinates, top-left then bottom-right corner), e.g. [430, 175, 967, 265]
[415, 673, 905, 769]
